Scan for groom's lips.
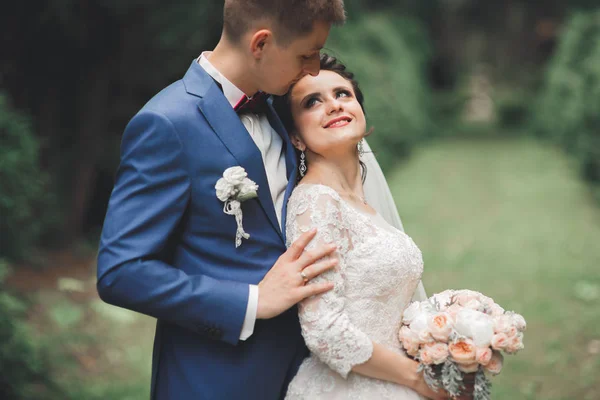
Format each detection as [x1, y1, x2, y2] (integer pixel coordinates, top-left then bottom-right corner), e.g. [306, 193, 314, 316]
[323, 116, 352, 128]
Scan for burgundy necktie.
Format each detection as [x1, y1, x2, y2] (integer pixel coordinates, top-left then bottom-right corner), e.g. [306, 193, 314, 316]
[234, 92, 270, 114]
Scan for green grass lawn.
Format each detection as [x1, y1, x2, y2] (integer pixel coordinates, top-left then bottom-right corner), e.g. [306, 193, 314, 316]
[388, 137, 600, 400]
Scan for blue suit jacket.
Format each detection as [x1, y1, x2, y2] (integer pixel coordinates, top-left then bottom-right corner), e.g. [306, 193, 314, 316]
[97, 61, 306, 399]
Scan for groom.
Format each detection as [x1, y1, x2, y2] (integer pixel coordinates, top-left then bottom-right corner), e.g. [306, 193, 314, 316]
[97, 1, 347, 399]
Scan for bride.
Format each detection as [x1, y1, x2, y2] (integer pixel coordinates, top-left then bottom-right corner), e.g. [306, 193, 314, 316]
[275, 54, 470, 400]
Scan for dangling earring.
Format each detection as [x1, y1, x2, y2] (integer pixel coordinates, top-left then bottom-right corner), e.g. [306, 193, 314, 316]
[299, 150, 307, 177]
[357, 139, 365, 157]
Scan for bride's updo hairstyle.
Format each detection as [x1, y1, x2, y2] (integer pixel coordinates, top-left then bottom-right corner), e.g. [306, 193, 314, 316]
[273, 53, 370, 182]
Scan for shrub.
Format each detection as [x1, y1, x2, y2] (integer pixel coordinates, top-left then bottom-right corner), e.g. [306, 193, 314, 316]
[533, 10, 600, 189]
[0, 260, 62, 399]
[0, 93, 49, 261]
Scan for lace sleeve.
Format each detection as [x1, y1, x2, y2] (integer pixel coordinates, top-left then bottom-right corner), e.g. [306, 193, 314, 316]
[286, 186, 374, 378]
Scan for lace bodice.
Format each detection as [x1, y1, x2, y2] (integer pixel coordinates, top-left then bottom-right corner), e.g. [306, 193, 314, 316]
[285, 184, 424, 400]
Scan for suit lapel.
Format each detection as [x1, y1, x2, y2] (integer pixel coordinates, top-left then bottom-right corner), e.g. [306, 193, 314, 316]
[197, 83, 282, 240]
[266, 100, 298, 244]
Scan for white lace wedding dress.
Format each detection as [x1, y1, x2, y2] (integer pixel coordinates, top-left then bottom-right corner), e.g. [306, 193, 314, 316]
[285, 184, 425, 400]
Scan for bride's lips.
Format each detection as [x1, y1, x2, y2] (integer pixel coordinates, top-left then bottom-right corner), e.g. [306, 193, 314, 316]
[323, 116, 352, 128]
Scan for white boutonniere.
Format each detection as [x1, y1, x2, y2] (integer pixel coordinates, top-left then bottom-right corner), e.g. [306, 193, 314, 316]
[215, 166, 259, 248]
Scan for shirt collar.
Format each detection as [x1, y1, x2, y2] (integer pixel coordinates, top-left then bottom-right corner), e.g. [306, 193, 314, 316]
[198, 51, 248, 109]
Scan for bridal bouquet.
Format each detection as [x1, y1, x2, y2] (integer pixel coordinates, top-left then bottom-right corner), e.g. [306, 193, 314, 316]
[398, 290, 526, 400]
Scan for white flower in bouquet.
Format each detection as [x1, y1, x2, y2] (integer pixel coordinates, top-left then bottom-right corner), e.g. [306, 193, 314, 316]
[463, 298, 485, 312]
[402, 301, 422, 325]
[410, 312, 434, 343]
[489, 303, 505, 317]
[509, 312, 527, 332]
[455, 290, 482, 306]
[493, 314, 513, 334]
[430, 290, 455, 311]
[454, 309, 494, 347]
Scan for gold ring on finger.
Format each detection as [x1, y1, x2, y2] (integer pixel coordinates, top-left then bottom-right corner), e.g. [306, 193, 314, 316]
[300, 270, 309, 283]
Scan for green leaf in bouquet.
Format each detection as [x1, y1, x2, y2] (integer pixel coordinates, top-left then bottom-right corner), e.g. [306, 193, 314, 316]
[441, 360, 464, 397]
[417, 363, 441, 392]
[474, 367, 492, 400]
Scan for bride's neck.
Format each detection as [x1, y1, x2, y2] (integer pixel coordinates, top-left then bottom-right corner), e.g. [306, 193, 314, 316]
[304, 154, 363, 197]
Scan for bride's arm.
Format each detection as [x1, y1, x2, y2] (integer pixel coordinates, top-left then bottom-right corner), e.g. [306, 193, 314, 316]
[287, 188, 450, 400]
[353, 342, 448, 399]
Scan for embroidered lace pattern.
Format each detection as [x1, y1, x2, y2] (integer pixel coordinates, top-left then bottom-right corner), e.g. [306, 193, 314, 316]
[284, 184, 425, 400]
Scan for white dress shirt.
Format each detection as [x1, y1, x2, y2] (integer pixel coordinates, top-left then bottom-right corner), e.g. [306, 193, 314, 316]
[198, 52, 288, 340]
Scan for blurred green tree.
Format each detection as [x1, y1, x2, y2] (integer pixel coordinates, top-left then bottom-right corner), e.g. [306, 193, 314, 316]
[1, 1, 223, 241]
[533, 9, 600, 197]
[0, 260, 63, 399]
[0, 92, 51, 261]
[328, 14, 434, 170]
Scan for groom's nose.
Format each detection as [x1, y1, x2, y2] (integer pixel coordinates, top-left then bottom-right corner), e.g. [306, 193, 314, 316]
[303, 54, 320, 77]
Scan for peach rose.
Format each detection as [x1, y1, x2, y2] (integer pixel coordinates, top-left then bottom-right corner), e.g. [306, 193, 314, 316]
[421, 342, 449, 365]
[455, 290, 482, 306]
[506, 332, 524, 354]
[428, 312, 454, 342]
[485, 351, 504, 375]
[449, 339, 477, 364]
[475, 347, 493, 366]
[457, 362, 480, 373]
[491, 333, 509, 351]
[398, 326, 421, 357]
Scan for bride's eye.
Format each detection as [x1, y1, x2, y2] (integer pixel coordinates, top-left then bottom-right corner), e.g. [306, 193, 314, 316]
[305, 97, 320, 108]
[336, 89, 352, 99]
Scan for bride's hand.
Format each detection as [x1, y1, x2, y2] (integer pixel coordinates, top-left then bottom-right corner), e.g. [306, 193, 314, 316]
[408, 360, 474, 400]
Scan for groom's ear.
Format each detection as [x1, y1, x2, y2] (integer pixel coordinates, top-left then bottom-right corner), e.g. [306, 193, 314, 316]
[249, 29, 273, 59]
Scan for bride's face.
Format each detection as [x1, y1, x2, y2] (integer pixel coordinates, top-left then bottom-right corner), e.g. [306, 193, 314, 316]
[289, 70, 366, 157]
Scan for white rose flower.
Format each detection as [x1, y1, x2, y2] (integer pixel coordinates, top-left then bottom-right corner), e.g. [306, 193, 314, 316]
[223, 166, 247, 186]
[454, 308, 494, 348]
[410, 312, 433, 343]
[215, 178, 236, 202]
[402, 301, 422, 325]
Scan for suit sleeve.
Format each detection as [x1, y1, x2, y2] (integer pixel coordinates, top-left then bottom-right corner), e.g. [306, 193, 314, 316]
[97, 110, 248, 345]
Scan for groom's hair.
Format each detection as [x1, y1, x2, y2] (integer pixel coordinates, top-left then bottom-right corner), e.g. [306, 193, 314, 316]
[223, 0, 346, 44]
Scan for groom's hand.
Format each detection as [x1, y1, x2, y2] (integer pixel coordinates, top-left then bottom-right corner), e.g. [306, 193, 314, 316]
[256, 228, 337, 319]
